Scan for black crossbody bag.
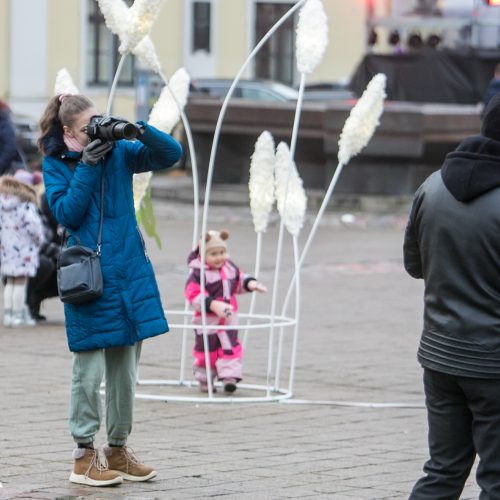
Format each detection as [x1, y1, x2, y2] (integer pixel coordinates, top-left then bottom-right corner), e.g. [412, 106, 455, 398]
[57, 167, 105, 305]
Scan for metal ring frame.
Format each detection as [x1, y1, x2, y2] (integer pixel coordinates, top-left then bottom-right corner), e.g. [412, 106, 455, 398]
[136, 310, 297, 403]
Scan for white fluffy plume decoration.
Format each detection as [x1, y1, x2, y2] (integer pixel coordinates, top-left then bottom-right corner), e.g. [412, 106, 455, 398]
[132, 36, 162, 73]
[97, 0, 165, 56]
[249, 131, 276, 233]
[337, 73, 387, 165]
[275, 142, 307, 237]
[133, 172, 152, 212]
[148, 68, 190, 134]
[97, 0, 128, 37]
[123, 0, 165, 53]
[133, 68, 190, 210]
[54, 68, 79, 95]
[296, 0, 329, 75]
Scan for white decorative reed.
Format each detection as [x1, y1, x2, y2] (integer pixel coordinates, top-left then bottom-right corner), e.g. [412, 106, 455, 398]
[97, 0, 164, 60]
[249, 131, 276, 234]
[133, 172, 152, 212]
[267, 0, 326, 394]
[133, 68, 191, 211]
[338, 73, 387, 165]
[272, 141, 307, 390]
[275, 142, 307, 237]
[96, 0, 129, 37]
[242, 131, 276, 348]
[54, 68, 79, 95]
[296, 0, 328, 75]
[123, 0, 165, 53]
[279, 73, 388, 329]
[148, 68, 191, 134]
[132, 36, 162, 73]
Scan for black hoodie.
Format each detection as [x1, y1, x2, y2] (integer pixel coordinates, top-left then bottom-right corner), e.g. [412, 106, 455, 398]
[404, 97, 500, 378]
[441, 135, 500, 203]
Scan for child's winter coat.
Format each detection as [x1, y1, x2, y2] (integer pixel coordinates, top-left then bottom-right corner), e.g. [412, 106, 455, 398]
[0, 176, 43, 277]
[185, 249, 254, 382]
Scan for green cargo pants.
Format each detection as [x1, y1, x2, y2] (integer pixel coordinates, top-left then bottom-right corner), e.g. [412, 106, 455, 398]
[69, 342, 142, 446]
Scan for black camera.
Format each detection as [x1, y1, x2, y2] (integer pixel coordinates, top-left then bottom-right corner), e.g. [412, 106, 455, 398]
[85, 115, 140, 142]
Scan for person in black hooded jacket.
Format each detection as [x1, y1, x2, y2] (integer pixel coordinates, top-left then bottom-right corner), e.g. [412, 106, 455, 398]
[0, 100, 20, 176]
[26, 191, 61, 320]
[405, 92, 500, 499]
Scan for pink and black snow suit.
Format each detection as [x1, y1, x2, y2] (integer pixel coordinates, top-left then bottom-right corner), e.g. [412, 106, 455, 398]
[185, 249, 255, 384]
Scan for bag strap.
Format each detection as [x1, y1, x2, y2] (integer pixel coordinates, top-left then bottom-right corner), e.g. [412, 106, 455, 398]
[61, 165, 106, 256]
[96, 167, 105, 256]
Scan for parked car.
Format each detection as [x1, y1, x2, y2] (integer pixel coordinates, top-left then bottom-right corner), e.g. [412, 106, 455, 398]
[12, 113, 40, 165]
[303, 82, 355, 101]
[190, 78, 300, 102]
[190, 78, 355, 103]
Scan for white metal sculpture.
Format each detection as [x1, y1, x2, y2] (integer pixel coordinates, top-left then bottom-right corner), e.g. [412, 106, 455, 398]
[84, 0, 388, 404]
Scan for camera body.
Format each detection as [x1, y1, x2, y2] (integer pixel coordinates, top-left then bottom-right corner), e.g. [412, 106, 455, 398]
[85, 115, 140, 142]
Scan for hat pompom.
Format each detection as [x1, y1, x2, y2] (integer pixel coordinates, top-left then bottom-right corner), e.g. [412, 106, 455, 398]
[31, 171, 43, 185]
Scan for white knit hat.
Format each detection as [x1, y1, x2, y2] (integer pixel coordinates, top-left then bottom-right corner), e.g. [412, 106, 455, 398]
[202, 229, 229, 253]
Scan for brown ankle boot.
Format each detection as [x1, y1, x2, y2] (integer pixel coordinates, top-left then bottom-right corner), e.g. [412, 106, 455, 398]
[69, 447, 123, 486]
[104, 444, 157, 481]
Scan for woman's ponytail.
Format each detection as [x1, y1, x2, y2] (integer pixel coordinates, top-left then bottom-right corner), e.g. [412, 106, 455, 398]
[38, 96, 63, 156]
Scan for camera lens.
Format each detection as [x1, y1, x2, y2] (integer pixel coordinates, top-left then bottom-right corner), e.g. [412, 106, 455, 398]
[112, 122, 138, 140]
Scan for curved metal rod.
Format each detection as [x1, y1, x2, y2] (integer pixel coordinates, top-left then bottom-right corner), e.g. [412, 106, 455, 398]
[266, 72, 307, 397]
[134, 381, 292, 404]
[280, 161, 346, 319]
[281, 399, 425, 409]
[274, 235, 300, 391]
[159, 70, 200, 249]
[197, 0, 307, 399]
[287, 236, 301, 394]
[158, 70, 201, 383]
[163, 310, 297, 331]
[178, 299, 190, 383]
[242, 232, 263, 348]
[106, 53, 128, 115]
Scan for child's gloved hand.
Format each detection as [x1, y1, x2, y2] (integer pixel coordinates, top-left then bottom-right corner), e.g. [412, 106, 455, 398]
[210, 300, 233, 318]
[247, 280, 267, 293]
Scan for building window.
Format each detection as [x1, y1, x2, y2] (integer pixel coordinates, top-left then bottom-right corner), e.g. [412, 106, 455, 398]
[86, 0, 135, 87]
[192, 1, 211, 52]
[254, 3, 296, 85]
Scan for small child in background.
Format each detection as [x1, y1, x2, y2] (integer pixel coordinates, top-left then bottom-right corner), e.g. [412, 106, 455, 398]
[185, 230, 267, 393]
[0, 170, 44, 327]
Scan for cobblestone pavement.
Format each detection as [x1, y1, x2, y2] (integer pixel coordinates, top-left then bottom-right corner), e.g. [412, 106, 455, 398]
[1, 200, 481, 499]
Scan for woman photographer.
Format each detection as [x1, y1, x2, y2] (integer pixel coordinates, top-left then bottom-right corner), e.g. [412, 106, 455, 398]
[39, 94, 182, 487]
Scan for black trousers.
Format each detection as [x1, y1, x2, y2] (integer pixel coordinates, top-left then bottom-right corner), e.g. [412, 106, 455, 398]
[27, 255, 58, 314]
[410, 368, 500, 500]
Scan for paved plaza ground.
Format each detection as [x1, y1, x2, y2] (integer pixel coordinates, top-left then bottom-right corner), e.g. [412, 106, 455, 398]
[0, 197, 481, 499]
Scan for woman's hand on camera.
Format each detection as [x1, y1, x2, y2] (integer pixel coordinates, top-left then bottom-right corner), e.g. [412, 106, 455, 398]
[82, 139, 114, 167]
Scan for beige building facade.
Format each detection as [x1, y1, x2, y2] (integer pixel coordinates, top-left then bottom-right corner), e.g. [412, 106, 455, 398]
[0, 0, 379, 120]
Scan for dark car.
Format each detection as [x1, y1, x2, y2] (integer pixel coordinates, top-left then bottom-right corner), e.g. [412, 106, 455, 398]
[190, 78, 300, 102]
[12, 113, 40, 166]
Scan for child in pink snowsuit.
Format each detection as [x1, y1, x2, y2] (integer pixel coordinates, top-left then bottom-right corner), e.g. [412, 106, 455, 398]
[185, 229, 266, 393]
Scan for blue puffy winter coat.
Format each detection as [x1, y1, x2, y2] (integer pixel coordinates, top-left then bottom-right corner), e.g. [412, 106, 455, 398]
[42, 123, 182, 352]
